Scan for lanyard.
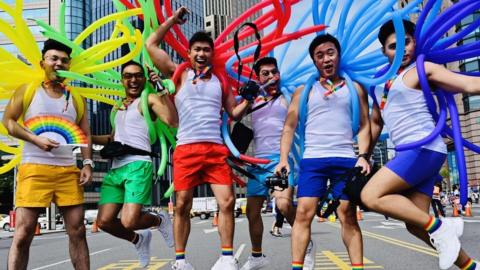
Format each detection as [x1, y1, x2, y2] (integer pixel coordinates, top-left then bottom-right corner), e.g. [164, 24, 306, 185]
[320, 77, 345, 98]
[380, 67, 406, 110]
[192, 65, 211, 84]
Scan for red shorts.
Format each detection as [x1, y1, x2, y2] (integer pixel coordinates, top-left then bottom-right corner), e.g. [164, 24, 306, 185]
[173, 142, 233, 191]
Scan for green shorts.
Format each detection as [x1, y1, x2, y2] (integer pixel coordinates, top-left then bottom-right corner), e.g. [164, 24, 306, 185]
[99, 160, 153, 205]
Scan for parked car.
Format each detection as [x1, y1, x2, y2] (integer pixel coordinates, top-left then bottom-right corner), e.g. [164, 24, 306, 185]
[0, 214, 7, 221]
[0, 216, 10, 231]
[84, 209, 99, 224]
[38, 215, 48, 229]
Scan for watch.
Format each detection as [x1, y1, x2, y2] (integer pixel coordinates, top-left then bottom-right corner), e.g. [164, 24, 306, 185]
[83, 159, 95, 169]
[358, 153, 369, 160]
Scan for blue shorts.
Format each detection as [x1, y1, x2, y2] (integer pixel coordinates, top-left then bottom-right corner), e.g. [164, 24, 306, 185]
[246, 155, 295, 197]
[297, 157, 357, 199]
[386, 147, 446, 197]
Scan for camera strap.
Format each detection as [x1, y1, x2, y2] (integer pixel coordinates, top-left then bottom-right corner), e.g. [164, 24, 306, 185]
[234, 22, 262, 90]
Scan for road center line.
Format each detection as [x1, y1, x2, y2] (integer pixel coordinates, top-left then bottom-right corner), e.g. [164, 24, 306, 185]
[31, 248, 112, 270]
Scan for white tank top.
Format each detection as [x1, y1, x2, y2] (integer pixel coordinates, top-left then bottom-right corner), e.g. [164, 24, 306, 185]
[374, 65, 447, 153]
[111, 98, 151, 169]
[252, 96, 288, 157]
[303, 81, 355, 159]
[22, 87, 77, 166]
[175, 70, 223, 145]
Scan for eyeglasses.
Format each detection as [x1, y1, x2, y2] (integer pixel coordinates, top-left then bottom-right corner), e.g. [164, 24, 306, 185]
[43, 55, 71, 64]
[260, 69, 279, 77]
[122, 73, 145, 80]
[387, 38, 412, 50]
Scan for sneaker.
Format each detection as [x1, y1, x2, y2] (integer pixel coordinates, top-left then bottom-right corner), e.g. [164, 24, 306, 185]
[172, 260, 195, 270]
[211, 256, 239, 270]
[441, 217, 464, 237]
[157, 210, 174, 247]
[240, 255, 270, 270]
[303, 240, 315, 270]
[429, 221, 461, 269]
[134, 230, 152, 268]
[270, 227, 282, 237]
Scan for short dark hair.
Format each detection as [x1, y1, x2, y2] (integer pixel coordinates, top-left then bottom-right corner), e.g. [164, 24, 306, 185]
[253, 57, 278, 76]
[308, 34, 341, 60]
[189, 31, 214, 49]
[42, 39, 72, 57]
[121, 60, 145, 74]
[378, 19, 416, 46]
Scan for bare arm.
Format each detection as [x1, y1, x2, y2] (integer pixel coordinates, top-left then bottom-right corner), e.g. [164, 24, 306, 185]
[148, 93, 179, 127]
[92, 134, 113, 145]
[223, 89, 252, 121]
[424, 61, 480, 94]
[146, 7, 188, 78]
[280, 86, 303, 164]
[369, 101, 384, 155]
[355, 82, 371, 156]
[354, 82, 371, 174]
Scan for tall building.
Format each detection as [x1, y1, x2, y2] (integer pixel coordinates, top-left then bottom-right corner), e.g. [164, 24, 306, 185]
[203, 0, 259, 39]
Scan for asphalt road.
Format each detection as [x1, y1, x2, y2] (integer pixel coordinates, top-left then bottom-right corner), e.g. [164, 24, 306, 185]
[0, 207, 479, 270]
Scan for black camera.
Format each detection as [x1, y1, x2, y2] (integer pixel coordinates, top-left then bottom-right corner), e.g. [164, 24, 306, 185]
[265, 173, 289, 190]
[238, 80, 260, 101]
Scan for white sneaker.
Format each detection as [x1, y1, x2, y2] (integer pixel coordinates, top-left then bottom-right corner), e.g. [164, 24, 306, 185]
[157, 210, 174, 247]
[212, 256, 239, 270]
[134, 230, 152, 267]
[441, 217, 464, 237]
[429, 220, 461, 269]
[303, 240, 315, 270]
[172, 260, 195, 270]
[240, 255, 270, 270]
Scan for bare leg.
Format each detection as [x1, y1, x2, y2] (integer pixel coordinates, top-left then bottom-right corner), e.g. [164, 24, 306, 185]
[8, 207, 41, 270]
[336, 200, 363, 265]
[61, 205, 90, 270]
[273, 186, 296, 226]
[211, 184, 236, 249]
[360, 167, 431, 227]
[291, 197, 319, 262]
[174, 189, 194, 252]
[245, 197, 265, 251]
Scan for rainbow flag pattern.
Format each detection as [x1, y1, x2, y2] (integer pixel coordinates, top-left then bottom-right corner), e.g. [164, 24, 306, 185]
[24, 115, 88, 146]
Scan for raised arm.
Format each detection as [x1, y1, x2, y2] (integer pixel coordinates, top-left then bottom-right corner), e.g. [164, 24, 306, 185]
[223, 88, 251, 121]
[423, 61, 480, 94]
[145, 7, 189, 78]
[148, 93, 179, 128]
[274, 86, 303, 175]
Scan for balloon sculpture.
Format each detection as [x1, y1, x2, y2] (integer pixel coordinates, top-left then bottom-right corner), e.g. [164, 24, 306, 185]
[0, 0, 143, 174]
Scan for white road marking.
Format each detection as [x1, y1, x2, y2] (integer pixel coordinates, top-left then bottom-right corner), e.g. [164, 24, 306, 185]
[32, 248, 111, 270]
[204, 228, 219, 234]
[234, 243, 246, 261]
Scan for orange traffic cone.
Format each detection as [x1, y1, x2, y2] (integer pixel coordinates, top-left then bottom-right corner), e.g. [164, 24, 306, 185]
[35, 223, 41, 235]
[453, 204, 459, 217]
[91, 219, 98, 233]
[356, 206, 363, 221]
[212, 212, 218, 227]
[465, 203, 473, 217]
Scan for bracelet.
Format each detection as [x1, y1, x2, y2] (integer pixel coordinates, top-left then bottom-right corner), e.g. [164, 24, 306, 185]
[358, 153, 369, 159]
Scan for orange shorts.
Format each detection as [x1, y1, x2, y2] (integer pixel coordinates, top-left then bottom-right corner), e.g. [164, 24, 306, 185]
[15, 164, 83, 207]
[173, 142, 233, 191]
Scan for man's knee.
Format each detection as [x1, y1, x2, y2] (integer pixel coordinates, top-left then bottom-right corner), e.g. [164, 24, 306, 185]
[218, 196, 235, 213]
[12, 226, 36, 249]
[67, 223, 87, 241]
[295, 205, 314, 224]
[276, 198, 292, 215]
[360, 189, 379, 210]
[175, 198, 193, 217]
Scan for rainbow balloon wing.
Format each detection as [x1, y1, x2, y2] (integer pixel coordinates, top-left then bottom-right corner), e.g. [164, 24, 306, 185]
[24, 116, 88, 146]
